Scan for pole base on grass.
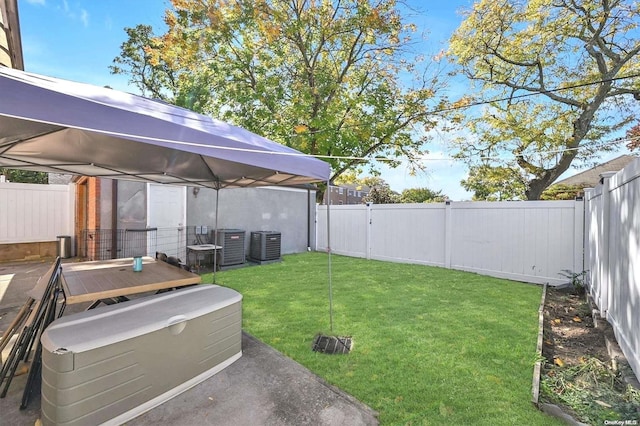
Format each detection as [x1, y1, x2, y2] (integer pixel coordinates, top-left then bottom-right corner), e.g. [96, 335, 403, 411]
[312, 334, 352, 354]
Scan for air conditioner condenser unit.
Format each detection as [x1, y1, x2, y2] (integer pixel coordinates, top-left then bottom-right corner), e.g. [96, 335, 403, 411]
[210, 229, 246, 267]
[249, 231, 281, 263]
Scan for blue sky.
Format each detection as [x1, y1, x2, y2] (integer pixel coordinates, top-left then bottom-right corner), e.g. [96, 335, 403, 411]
[20, 0, 167, 90]
[17, 0, 625, 200]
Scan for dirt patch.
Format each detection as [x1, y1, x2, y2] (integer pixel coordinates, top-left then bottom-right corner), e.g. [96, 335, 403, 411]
[542, 287, 609, 366]
[540, 286, 640, 424]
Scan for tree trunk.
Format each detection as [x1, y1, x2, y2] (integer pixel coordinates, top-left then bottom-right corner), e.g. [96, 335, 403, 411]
[525, 178, 550, 200]
[525, 150, 578, 200]
[315, 186, 326, 204]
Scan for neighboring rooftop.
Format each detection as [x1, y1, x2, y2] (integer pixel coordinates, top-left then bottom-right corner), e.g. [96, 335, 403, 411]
[554, 154, 638, 188]
[339, 183, 371, 192]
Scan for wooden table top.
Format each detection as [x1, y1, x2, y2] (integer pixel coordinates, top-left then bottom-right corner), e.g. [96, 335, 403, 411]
[61, 257, 201, 304]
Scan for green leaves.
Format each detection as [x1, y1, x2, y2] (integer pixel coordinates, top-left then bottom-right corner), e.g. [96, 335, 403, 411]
[398, 187, 447, 203]
[0, 169, 48, 184]
[448, 0, 640, 199]
[461, 165, 527, 201]
[110, 25, 179, 103]
[112, 1, 445, 193]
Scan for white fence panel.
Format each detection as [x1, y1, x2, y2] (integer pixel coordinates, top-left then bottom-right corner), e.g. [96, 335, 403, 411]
[449, 201, 581, 284]
[369, 204, 446, 266]
[586, 158, 640, 380]
[585, 187, 605, 309]
[317, 204, 368, 258]
[0, 182, 74, 243]
[317, 200, 583, 285]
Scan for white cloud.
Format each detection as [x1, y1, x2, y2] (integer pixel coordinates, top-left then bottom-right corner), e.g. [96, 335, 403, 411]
[80, 9, 89, 27]
[53, 0, 89, 27]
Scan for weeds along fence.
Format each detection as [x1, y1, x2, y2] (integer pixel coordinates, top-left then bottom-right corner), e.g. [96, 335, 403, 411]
[317, 200, 585, 286]
[584, 157, 640, 380]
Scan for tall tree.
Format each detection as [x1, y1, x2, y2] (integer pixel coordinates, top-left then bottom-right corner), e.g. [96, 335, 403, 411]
[449, 0, 640, 200]
[627, 122, 640, 151]
[399, 187, 447, 203]
[540, 184, 584, 200]
[362, 185, 399, 204]
[110, 25, 214, 111]
[358, 176, 389, 190]
[113, 0, 446, 200]
[110, 25, 176, 102]
[461, 164, 527, 201]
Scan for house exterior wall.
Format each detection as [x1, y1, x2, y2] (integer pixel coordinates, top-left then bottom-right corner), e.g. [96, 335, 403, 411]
[0, 7, 10, 67]
[0, 0, 24, 69]
[325, 185, 346, 205]
[116, 181, 147, 229]
[73, 180, 312, 260]
[0, 181, 314, 261]
[77, 179, 147, 260]
[187, 186, 316, 255]
[323, 185, 369, 205]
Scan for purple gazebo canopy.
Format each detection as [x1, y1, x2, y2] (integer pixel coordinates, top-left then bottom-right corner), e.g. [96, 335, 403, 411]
[0, 67, 329, 188]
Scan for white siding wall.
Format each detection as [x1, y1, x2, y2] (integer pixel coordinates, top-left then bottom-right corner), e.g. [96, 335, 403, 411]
[318, 200, 583, 285]
[0, 182, 74, 243]
[585, 158, 640, 380]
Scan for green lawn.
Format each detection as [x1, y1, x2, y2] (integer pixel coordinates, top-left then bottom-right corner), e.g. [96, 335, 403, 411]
[204, 252, 561, 425]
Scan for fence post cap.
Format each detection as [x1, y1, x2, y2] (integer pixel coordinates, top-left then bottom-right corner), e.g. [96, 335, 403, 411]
[599, 171, 617, 179]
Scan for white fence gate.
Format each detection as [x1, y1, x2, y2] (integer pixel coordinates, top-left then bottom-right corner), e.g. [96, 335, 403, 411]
[0, 182, 74, 244]
[585, 158, 640, 380]
[317, 200, 584, 286]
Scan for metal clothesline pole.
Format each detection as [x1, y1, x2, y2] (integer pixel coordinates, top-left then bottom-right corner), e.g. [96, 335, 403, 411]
[327, 178, 333, 333]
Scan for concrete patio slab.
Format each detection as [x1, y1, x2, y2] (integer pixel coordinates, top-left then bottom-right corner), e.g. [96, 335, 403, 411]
[0, 260, 378, 426]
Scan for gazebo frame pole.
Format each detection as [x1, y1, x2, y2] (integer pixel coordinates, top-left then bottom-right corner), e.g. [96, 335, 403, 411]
[213, 187, 219, 284]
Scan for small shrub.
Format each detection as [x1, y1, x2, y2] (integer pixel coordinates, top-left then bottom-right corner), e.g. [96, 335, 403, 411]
[559, 269, 588, 293]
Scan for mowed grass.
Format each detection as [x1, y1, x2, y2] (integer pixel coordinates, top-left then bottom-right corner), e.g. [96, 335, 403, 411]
[204, 252, 561, 425]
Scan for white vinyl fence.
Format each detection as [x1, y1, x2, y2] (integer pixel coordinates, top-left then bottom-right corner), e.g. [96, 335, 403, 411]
[317, 200, 584, 285]
[0, 182, 74, 244]
[585, 157, 640, 380]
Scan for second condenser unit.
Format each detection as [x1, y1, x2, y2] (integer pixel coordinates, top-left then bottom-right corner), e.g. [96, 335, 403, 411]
[249, 231, 282, 262]
[210, 229, 246, 266]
